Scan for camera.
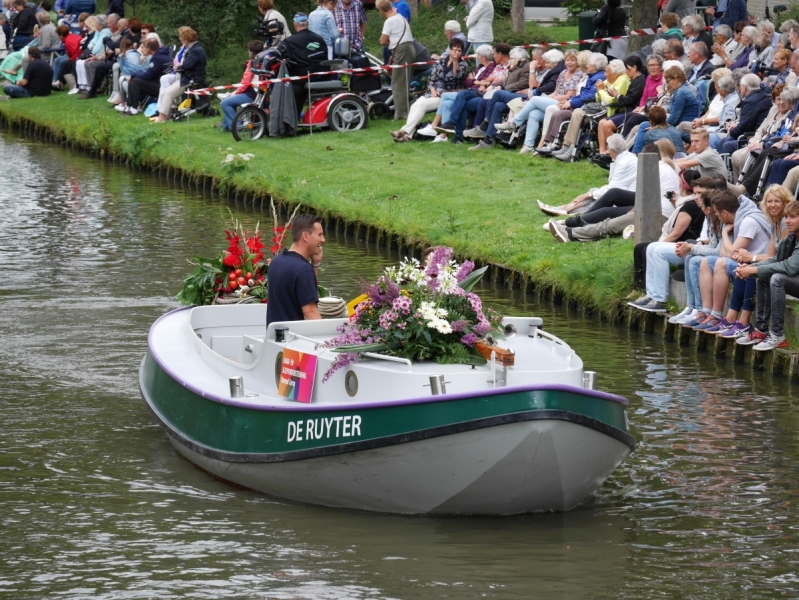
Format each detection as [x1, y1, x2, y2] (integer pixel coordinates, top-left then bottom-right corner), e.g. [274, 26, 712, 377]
[666, 191, 676, 201]
[255, 17, 284, 45]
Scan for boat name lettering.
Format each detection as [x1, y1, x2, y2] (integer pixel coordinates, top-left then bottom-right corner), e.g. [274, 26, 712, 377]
[287, 415, 362, 443]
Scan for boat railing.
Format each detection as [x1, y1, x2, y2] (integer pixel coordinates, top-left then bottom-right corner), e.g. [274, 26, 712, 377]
[535, 329, 567, 347]
[359, 352, 413, 370]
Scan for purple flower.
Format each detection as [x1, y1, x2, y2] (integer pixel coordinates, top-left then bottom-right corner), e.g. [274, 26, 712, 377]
[473, 319, 491, 336]
[460, 333, 478, 347]
[456, 260, 475, 283]
[425, 246, 453, 278]
[451, 319, 468, 333]
[364, 275, 400, 307]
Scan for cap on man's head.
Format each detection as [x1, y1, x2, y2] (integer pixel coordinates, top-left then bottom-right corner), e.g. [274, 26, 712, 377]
[294, 12, 308, 23]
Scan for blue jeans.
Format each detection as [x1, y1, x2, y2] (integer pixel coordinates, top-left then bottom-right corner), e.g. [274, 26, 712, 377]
[52, 54, 70, 82]
[729, 274, 756, 312]
[514, 96, 557, 148]
[485, 89, 524, 136]
[685, 254, 704, 310]
[719, 135, 740, 155]
[436, 92, 458, 123]
[3, 85, 30, 98]
[447, 89, 479, 126]
[709, 132, 725, 150]
[454, 96, 481, 139]
[221, 93, 254, 131]
[645, 242, 684, 302]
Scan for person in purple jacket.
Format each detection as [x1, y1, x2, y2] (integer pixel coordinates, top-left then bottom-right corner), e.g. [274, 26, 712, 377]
[119, 38, 172, 116]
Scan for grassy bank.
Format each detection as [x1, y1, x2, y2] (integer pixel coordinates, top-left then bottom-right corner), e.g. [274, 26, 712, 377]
[0, 94, 633, 315]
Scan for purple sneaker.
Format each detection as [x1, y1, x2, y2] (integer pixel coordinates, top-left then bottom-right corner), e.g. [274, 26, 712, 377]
[693, 316, 721, 331]
[720, 322, 752, 339]
[682, 312, 709, 328]
[704, 318, 734, 334]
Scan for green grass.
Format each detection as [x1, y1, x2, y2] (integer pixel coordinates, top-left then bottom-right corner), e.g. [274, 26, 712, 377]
[0, 87, 633, 315]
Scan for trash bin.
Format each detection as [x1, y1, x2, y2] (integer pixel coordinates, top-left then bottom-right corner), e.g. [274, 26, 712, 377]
[577, 11, 598, 51]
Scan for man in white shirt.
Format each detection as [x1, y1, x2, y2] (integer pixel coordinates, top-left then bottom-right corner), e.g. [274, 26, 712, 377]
[465, 0, 493, 51]
[377, 0, 415, 120]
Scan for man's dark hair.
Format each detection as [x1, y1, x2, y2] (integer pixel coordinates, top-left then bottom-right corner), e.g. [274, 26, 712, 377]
[28, 46, 41, 59]
[144, 38, 159, 52]
[248, 39, 265, 55]
[493, 42, 511, 56]
[40, 0, 52, 10]
[711, 190, 740, 213]
[693, 175, 725, 190]
[290, 214, 322, 242]
[666, 39, 684, 57]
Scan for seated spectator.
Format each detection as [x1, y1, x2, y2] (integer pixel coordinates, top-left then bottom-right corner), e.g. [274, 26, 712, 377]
[465, 46, 531, 147]
[768, 48, 792, 87]
[738, 111, 799, 196]
[63, 0, 97, 20]
[631, 65, 699, 154]
[51, 23, 80, 90]
[527, 47, 562, 97]
[752, 30, 775, 72]
[628, 173, 713, 312]
[534, 52, 607, 153]
[0, 45, 29, 85]
[604, 54, 663, 154]
[538, 133, 636, 218]
[734, 200, 799, 350]
[436, 20, 469, 58]
[553, 56, 645, 162]
[119, 38, 171, 116]
[689, 73, 739, 149]
[729, 84, 797, 182]
[682, 14, 712, 57]
[435, 42, 510, 143]
[391, 37, 467, 142]
[670, 176, 729, 324]
[428, 43, 495, 142]
[72, 15, 110, 94]
[550, 141, 681, 246]
[153, 27, 205, 123]
[1, 45, 51, 96]
[702, 184, 791, 337]
[492, 48, 578, 153]
[0, 15, 9, 60]
[657, 12, 683, 40]
[687, 41, 714, 83]
[664, 38, 691, 73]
[690, 191, 773, 330]
[675, 128, 728, 179]
[10, 0, 36, 50]
[729, 25, 757, 70]
[710, 24, 741, 67]
[34, 10, 58, 57]
[641, 106, 685, 155]
[218, 40, 265, 133]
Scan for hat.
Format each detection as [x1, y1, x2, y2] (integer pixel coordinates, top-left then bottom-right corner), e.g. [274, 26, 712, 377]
[294, 12, 308, 23]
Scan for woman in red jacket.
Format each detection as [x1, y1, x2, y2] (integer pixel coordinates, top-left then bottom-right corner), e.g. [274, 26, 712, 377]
[51, 24, 82, 90]
[218, 40, 265, 132]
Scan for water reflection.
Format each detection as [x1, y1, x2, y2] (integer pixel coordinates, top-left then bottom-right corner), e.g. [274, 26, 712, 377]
[2, 131, 799, 599]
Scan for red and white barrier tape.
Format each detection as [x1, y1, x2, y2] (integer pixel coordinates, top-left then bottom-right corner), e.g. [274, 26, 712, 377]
[189, 25, 690, 97]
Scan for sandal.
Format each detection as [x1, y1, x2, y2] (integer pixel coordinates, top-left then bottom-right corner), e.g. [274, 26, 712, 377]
[394, 134, 411, 143]
[390, 130, 406, 140]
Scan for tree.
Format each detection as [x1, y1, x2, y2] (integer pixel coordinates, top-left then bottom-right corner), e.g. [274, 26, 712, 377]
[408, 0, 418, 18]
[512, 0, 525, 33]
[628, 0, 659, 52]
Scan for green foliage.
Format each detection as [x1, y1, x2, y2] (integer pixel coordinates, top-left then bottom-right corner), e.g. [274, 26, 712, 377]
[177, 256, 224, 306]
[775, 3, 799, 29]
[458, 265, 489, 294]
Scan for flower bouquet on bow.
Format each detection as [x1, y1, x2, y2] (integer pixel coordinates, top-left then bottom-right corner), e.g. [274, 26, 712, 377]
[320, 247, 501, 381]
[176, 203, 298, 306]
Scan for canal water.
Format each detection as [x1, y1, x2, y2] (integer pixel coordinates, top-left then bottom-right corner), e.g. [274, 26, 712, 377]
[2, 130, 799, 599]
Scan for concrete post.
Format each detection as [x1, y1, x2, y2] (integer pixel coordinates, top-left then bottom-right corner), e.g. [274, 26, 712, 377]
[634, 152, 662, 244]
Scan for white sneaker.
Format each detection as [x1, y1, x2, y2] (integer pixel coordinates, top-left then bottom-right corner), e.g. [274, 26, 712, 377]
[417, 124, 437, 137]
[431, 134, 447, 143]
[537, 199, 568, 217]
[542, 221, 551, 231]
[668, 307, 694, 324]
[107, 92, 120, 103]
[114, 104, 127, 112]
[68, 87, 80, 95]
[519, 145, 534, 154]
[753, 333, 787, 351]
[549, 219, 570, 243]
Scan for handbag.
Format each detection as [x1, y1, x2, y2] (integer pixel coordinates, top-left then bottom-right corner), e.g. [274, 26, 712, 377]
[582, 102, 607, 119]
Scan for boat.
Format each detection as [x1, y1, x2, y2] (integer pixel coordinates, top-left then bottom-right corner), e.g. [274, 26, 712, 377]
[139, 304, 634, 515]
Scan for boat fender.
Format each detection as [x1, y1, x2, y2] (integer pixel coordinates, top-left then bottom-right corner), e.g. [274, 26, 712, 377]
[474, 340, 515, 367]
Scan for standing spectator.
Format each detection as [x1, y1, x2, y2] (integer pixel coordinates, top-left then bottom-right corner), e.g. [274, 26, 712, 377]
[63, 0, 96, 20]
[106, 0, 123, 18]
[2, 45, 51, 97]
[218, 40, 265, 133]
[593, 0, 628, 60]
[663, 0, 696, 20]
[257, 0, 290, 47]
[706, 0, 747, 29]
[735, 201, 799, 350]
[439, 20, 468, 57]
[465, 0, 493, 51]
[334, 0, 366, 51]
[378, 0, 415, 121]
[10, 0, 35, 50]
[309, 0, 338, 59]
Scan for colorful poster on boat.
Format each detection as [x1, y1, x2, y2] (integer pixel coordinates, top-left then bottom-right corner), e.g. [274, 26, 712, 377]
[277, 348, 317, 403]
